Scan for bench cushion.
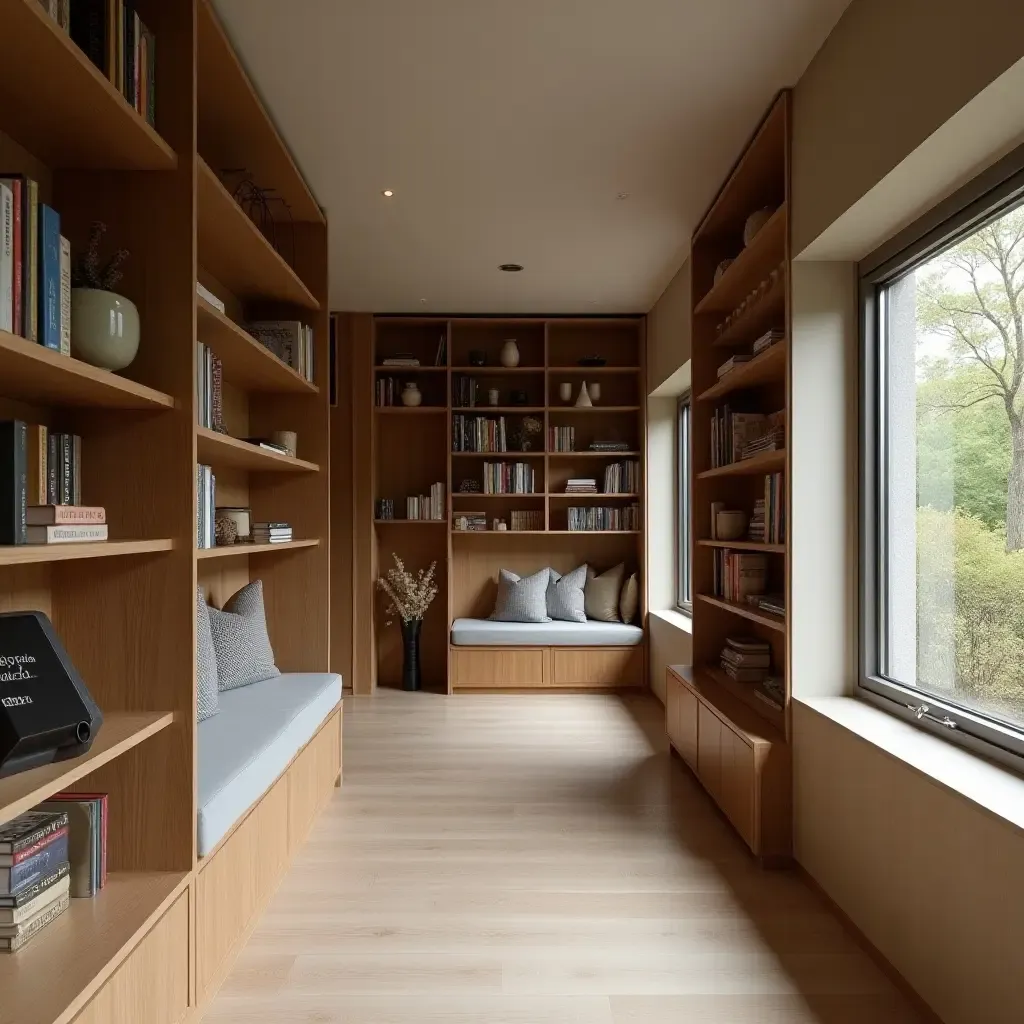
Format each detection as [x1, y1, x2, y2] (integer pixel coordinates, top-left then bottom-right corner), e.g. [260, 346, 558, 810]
[451, 618, 644, 647]
[197, 672, 341, 856]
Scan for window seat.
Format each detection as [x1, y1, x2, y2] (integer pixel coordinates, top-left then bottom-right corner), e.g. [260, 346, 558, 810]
[451, 617, 644, 646]
[197, 672, 342, 856]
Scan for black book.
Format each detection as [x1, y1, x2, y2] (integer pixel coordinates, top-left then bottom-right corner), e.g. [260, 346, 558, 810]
[46, 431, 58, 505]
[0, 421, 27, 545]
[0, 862, 69, 911]
[60, 433, 72, 505]
[69, 0, 109, 76]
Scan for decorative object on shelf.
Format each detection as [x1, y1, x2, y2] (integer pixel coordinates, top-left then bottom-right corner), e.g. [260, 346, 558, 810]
[487, 388, 500, 406]
[469, 350, 486, 367]
[715, 509, 748, 541]
[510, 390, 528, 405]
[714, 258, 735, 284]
[499, 339, 520, 367]
[743, 206, 776, 246]
[509, 415, 542, 452]
[377, 554, 439, 692]
[215, 506, 252, 542]
[494, 520, 508, 531]
[70, 222, 138, 371]
[207, 580, 280, 691]
[575, 382, 593, 407]
[214, 515, 238, 547]
[587, 381, 601, 403]
[578, 355, 606, 367]
[559, 382, 572, 403]
[401, 382, 423, 407]
[224, 168, 296, 268]
[270, 431, 297, 458]
[458, 479, 481, 493]
[0, 610, 103, 779]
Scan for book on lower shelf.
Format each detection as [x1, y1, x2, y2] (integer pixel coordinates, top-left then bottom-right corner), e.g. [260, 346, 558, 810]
[452, 512, 488, 532]
[720, 636, 771, 683]
[712, 550, 767, 602]
[709, 407, 786, 468]
[38, 793, 108, 898]
[748, 473, 784, 543]
[510, 510, 543, 531]
[452, 414, 508, 452]
[251, 522, 293, 544]
[405, 483, 446, 521]
[567, 504, 640, 531]
[482, 461, 535, 494]
[548, 426, 575, 452]
[197, 464, 215, 548]
[564, 478, 597, 494]
[602, 460, 639, 494]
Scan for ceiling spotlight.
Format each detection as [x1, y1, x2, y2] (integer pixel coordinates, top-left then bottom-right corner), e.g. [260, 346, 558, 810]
[381, 189, 394, 197]
[616, 192, 630, 200]
[499, 263, 524, 272]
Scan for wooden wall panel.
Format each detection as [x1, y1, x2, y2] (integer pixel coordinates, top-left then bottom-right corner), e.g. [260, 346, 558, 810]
[329, 314, 354, 689]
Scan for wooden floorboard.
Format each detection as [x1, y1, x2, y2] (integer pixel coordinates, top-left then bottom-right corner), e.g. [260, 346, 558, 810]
[202, 692, 926, 1024]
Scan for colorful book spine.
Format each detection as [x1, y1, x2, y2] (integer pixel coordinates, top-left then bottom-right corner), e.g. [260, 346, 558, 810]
[0, 421, 27, 545]
[26, 524, 108, 544]
[0, 832, 68, 895]
[0, 183, 12, 333]
[25, 179, 38, 343]
[26, 425, 47, 506]
[59, 236, 71, 356]
[38, 204, 61, 350]
[27, 505, 105, 526]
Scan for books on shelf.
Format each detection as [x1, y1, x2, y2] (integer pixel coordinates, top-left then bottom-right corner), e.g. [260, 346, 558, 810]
[713, 550, 767, 602]
[0, 870, 69, 928]
[375, 498, 395, 520]
[380, 356, 420, 367]
[510, 510, 543, 531]
[406, 483, 446, 521]
[748, 473, 784, 543]
[483, 461, 535, 494]
[0, 820, 69, 898]
[251, 522, 292, 544]
[39, 793, 108, 898]
[565, 478, 597, 494]
[717, 353, 753, 378]
[588, 442, 632, 452]
[241, 438, 290, 456]
[26, 524, 107, 544]
[548, 425, 575, 452]
[196, 281, 225, 313]
[710, 407, 785, 467]
[196, 341, 224, 431]
[720, 636, 771, 684]
[567, 504, 639, 532]
[0, 891, 69, 953]
[0, 175, 37, 342]
[452, 374, 479, 407]
[452, 414, 508, 453]
[755, 593, 786, 618]
[752, 328, 785, 355]
[375, 376, 399, 407]
[197, 464, 215, 549]
[0, 420, 27, 545]
[453, 512, 488, 532]
[245, 321, 316, 384]
[602, 460, 639, 494]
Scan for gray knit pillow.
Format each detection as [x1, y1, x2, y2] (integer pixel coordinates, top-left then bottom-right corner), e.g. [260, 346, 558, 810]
[547, 564, 588, 623]
[196, 588, 220, 722]
[208, 580, 280, 691]
[490, 568, 552, 623]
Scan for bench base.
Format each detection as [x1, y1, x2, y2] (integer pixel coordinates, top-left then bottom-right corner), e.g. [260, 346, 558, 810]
[450, 645, 645, 691]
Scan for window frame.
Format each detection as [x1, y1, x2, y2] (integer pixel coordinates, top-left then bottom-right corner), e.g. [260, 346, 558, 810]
[676, 392, 692, 614]
[860, 143, 1024, 772]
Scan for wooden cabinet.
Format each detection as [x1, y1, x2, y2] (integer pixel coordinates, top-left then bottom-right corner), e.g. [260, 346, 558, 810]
[551, 647, 643, 687]
[665, 665, 790, 860]
[451, 646, 644, 690]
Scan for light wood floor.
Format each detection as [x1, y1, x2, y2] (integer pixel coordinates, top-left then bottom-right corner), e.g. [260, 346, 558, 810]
[203, 691, 925, 1024]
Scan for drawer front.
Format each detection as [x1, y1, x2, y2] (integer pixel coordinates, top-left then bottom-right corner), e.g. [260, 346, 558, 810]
[452, 647, 545, 687]
[551, 647, 643, 686]
[674, 681, 700, 768]
[288, 710, 342, 847]
[72, 892, 189, 1024]
[719, 726, 756, 850]
[697, 702, 723, 800]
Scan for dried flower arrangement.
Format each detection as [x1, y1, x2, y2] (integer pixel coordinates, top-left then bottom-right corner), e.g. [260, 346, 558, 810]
[71, 221, 130, 291]
[511, 415, 543, 452]
[377, 553, 439, 625]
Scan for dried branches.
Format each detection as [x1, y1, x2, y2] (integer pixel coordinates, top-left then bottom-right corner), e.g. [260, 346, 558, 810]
[377, 553, 438, 624]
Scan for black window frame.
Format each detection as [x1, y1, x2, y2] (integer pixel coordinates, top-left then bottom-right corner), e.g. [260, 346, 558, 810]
[676, 392, 692, 613]
[860, 142, 1024, 772]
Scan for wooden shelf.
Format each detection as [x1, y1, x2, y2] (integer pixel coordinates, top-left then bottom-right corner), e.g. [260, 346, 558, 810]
[0, 331, 175, 410]
[196, 539, 320, 559]
[452, 492, 542, 499]
[697, 343, 786, 402]
[0, 539, 174, 566]
[712, 271, 786, 349]
[0, 0, 176, 171]
[698, 539, 785, 553]
[548, 450, 641, 458]
[374, 365, 447, 373]
[374, 519, 447, 526]
[547, 366, 640, 374]
[196, 297, 317, 394]
[375, 406, 447, 414]
[451, 451, 546, 459]
[196, 427, 319, 473]
[0, 869, 190, 1024]
[453, 529, 641, 536]
[450, 366, 544, 374]
[197, 157, 319, 309]
[452, 406, 545, 413]
[699, 664, 786, 735]
[0, 711, 175, 827]
[549, 406, 641, 413]
[698, 449, 786, 479]
[548, 492, 639, 500]
[696, 594, 786, 633]
[694, 204, 787, 315]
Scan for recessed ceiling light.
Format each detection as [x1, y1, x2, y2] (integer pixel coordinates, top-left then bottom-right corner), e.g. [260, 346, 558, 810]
[616, 192, 630, 200]
[499, 263, 524, 272]
[381, 189, 394, 197]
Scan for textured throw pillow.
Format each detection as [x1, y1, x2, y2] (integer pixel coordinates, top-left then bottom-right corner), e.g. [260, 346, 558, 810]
[619, 572, 639, 625]
[585, 563, 625, 622]
[196, 588, 220, 722]
[490, 568, 552, 623]
[547, 564, 588, 623]
[208, 580, 280, 691]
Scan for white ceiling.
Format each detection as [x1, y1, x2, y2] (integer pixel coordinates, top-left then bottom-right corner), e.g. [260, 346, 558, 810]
[214, 0, 850, 314]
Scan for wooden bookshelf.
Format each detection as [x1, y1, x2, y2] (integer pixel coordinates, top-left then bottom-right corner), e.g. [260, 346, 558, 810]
[0, 538, 175, 566]
[697, 448, 786, 479]
[196, 427, 320, 473]
[355, 316, 646, 694]
[696, 593, 787, 633]
[196, 539, 320, 559]
[698, 538, 785, 553]
[697, 341, 786, 402]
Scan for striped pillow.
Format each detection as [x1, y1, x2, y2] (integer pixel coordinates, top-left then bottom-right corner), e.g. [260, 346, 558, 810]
[490, 568, 552, 623]
[547, 564, 588, 623]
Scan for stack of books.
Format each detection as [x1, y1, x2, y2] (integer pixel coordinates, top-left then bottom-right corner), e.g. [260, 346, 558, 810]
[375, 377, 400, 407]
[0, 811, 71, 953]
[567, 504, 640, 531]
[245, 321, 316, 384]
[197, 464, 215, 548]
[0, 177, 71, 351]
[379, 355, 420, 367]
[452, 415, 507, 452]
[752, 328, 785, 355]
[375, 499, 395, 520]
[603, 460, 639, 493]
[453, 512, 488, 532]
[483, 462, 535, 494]
[749, 473, 784, 543]
[564, 478, 598, 494]
[713, 550, 767, 602]
[242, 437, 290, 456]
[548, 426, 575, 452]
[195, 341, 223, 430]
[510, 510, 543, 531]
[70, 1, 157, 128]
[39, 793, 108, 898]
[710, 407, 768, 468]
[252, 522, 292, 545]
[588, 442, 632, 453]
[717, 353, 753, 378]
[741, 412, 786, 460]
[720, 636, 771, 683]
[406, 483, 446, 521]
[26, 504, 106, 546]
[452, 375, 479, 407]
[753, 593, 786, 619]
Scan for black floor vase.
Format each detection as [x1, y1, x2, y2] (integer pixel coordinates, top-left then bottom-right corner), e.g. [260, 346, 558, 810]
[401, 618, 422, 691]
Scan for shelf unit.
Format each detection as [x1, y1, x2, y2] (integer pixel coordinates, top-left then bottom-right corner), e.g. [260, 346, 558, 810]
[672, 91, 792, 860]
[355, 316, 646, 694]
[0, 2, 330, 1020]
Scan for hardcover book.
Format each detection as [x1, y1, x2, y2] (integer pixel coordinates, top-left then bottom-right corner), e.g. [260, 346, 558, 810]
[26, 525, 108, 544]
[0, 862, 69, 911]
[0, 178, 22, 336]
[27, 506, 105, 526]
[38, 205, 60, 351]
[59, 236, 71, 356]
[26, 425, 46, 507]
[0, 875, 69, 927]
[0, 811, 68, 860]
[0, 421, 27, 545]
[0, 891, 70, 951]
[0, 183, 12, 334]
[0, 831, 68, 895]
[39, 798, 102, 897]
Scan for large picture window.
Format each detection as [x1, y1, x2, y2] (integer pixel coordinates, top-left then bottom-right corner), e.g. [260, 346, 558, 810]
[676, 394, 691, 612]
[862, 153, 1024, 766]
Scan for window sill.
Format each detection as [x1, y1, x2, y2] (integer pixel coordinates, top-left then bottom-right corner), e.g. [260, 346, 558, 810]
[649, 608, 693, 634]
[797, 695, 1024, 836]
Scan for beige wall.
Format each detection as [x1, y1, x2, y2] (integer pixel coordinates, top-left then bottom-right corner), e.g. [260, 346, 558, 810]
[790, 4, 1024, 1021]
[646, 259, 691, 393]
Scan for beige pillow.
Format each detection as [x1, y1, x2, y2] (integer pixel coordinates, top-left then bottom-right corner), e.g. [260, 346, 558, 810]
[585, 563, 625, 622]
[619, 573, 639, 624]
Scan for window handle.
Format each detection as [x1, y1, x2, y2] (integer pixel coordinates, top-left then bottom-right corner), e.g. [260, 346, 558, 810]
[906, 703, 958, 729]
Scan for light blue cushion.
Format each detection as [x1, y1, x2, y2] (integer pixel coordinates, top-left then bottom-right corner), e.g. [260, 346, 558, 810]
[451, 618, 643, 646]
[197, 672, 341, 856]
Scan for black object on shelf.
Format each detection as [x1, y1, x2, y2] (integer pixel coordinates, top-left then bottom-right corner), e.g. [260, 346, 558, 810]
[0, 611, 103, 779]
[509, 390, 528, 405]
[401, 619, 422, 691]
[578, 355, 607, 367]
[469, 350, 486, 367]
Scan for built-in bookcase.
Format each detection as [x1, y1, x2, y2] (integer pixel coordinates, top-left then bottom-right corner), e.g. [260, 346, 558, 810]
[351, 315, 646, 694]
[0, 2, 329, 1020]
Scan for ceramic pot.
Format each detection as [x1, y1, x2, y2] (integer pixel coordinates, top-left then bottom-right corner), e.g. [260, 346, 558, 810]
[401, 619, 422, 691]
[716, 509, 748, 541]
[488, 388, 500, 406]
[499, 339, 520, 367]
[401, 382, 423, 407]
[271, 431, 297, 457]
[559, 382, 572, 403]
[587, 381, 601, 403]
[71, 288, 140, 370]
[743, 207, 775, 246]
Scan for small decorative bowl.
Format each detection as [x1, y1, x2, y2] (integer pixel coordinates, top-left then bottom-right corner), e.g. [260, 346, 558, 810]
[578, 355, 607, 367]
[715, 510, 748, 541]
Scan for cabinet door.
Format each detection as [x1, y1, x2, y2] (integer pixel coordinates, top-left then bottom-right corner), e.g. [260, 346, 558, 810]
[719, 726, 756, 851]
[676, 684, 699, 769]
[697, 702, 722, 800]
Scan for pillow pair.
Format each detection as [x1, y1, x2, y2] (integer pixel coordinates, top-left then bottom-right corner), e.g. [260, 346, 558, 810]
[196, 580, 280, 722]
[584, 563, 639, 625]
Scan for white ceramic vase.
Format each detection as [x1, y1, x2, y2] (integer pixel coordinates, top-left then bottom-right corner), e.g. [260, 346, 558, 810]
[575, 382, 593, 407]
[401, 382, 423, 407]
[587, 381, 601, 403]
[558, 382, 572, 403]
[71, 288, 140, 370]
[499, 339, 520, 367]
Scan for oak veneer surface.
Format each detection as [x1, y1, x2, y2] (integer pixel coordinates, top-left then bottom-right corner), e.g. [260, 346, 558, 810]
[203, 692, 925, 1024]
